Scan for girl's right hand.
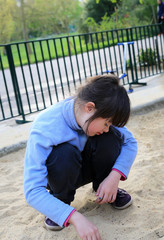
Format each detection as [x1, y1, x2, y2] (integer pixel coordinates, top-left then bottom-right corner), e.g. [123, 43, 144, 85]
[68, 211, 101, 240]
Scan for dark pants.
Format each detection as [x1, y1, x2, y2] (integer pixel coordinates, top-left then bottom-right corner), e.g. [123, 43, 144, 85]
[158, 18, 164, 34]
[46, 126, 122, 204]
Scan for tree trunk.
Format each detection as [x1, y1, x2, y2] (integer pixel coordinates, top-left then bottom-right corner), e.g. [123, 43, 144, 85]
[151, 5, 157, 24]
[20, 0, 32, 55]
[65, 18, 72, 56]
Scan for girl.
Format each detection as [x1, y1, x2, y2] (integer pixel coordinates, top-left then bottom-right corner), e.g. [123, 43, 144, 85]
[24, 75, 137, 240]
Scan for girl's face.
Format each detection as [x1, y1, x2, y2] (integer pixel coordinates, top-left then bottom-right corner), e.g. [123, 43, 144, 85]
[87, 118, 112, 136]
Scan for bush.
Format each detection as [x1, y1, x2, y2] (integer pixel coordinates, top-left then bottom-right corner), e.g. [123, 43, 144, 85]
[126, 59, 133, 69]
[138, 48, 157, 66]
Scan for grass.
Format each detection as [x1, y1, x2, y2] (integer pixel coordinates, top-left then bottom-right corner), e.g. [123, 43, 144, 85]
[0, 29, 158, 70]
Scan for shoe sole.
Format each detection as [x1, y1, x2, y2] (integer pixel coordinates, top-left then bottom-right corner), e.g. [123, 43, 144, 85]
[44, 221, 64, 231]
[112, 198, 133, 210]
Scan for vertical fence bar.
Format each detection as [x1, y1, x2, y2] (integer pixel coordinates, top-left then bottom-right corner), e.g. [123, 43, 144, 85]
[46, 39, 59, 102]
[40, 41, 53, 105]
[152, 26, 158, 74]
[90, 33, 98, 75]
[130, 28, 138, 83]
[66, 36, 76, 89]
[120, 29, 126, 85]
[53, 39, 65, 99]
[116, 30, 124, 81]
[5, 44, 26, 123]
[0, 96, 5, 120]
[125, 29, 131, 85]
[143, 26, 150, 76]
[139, 27, 147, 77]
[147, 25, 154, 75]
[135, 27, 142, 79]
[24, 42, 40, 110]
[158, 26, 164, 70]
[79, 35, 87, 78]
[31, 41, 46, 109]
[17, 43, 32, 113]
[95, 32, 103, 74]
[84, 34, 92, 76]
[111, 30, 119, 75]
[106, 31, 113, 72]
[60, 38, 71, 94]
[159, 30, 164, 70]
[154, 25, 161, 73]
[72, 36, 82, 83]
[101, 32, 108, 73]
[0, 51, 13, 118]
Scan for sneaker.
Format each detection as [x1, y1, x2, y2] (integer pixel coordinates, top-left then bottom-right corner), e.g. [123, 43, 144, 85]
[111, 188, 133, 210]
[44, 217, 64, 231]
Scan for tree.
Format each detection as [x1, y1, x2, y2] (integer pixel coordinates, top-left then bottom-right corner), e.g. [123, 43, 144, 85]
[26, 0, 82, 37]
[84, 0, 120, 23]
[54, 0, 83, 34]
[0, 0, 16, 44]
[109, 0, 157, 28]
[138, 0, 157, 24]
[26, 0, 60, 37]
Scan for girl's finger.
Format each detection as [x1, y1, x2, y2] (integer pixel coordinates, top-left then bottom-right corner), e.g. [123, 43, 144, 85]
[96, 231, 102, 240]
[96, 195, 104, 203]
[108, 194, 113, 203]
[96, 185, 101, 196]
[83, 237, 87, 240]
[99, 193, 108, 204]
[87, 235, 92, 240]
[111, 193, 117, 203]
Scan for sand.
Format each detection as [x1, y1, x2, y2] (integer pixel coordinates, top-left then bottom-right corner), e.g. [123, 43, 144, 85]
[0, 107, 164, 240]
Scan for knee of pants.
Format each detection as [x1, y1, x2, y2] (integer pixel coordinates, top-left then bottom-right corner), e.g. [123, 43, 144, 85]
[90, 129, 122, 165]
[46, 143, 82, 188]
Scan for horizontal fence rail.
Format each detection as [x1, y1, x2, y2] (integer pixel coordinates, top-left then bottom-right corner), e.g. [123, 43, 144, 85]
[0, 23, 164, 122]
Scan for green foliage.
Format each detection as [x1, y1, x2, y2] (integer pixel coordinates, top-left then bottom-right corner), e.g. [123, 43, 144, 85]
[138, 48, 157, 66]
[26, 0, 83, 38]
[126, 59, 133, 69]
[84, 0, 120, 24]
[0, 0, 83, 44]
[82, 0, 157, 34]
[96, 0, 119, 3]
[0, 0, 16, 44]
[118, 0, 157, 26]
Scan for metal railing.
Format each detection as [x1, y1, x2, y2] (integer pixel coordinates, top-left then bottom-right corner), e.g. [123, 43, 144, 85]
[0, 23, 164, 122]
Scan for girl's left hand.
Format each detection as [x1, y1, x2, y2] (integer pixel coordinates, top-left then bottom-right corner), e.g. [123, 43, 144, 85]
[96, 171, 121, 204]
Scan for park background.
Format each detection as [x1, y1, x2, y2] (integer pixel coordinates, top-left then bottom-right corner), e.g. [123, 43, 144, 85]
[0, 0, 158, 45]
[1, 0, 164, 123]
[0, 0, 164, 240]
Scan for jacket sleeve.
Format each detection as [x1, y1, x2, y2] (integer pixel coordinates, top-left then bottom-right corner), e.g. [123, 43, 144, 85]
[24, 128, 75, 227]
[112, 126, 138, 179]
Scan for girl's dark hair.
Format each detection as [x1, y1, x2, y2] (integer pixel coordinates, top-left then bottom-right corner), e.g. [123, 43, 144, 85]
[76, 74, 130, 128]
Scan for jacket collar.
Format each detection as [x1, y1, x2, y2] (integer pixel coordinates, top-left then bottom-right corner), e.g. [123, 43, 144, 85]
[62, 98, 83, 132]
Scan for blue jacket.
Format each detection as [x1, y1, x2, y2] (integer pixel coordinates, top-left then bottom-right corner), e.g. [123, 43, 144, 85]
[158, 2, 164, 18]
[24, 98, 137, 227]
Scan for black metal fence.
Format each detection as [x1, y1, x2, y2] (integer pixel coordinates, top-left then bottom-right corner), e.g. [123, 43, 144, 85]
[0, 23, 164, 122]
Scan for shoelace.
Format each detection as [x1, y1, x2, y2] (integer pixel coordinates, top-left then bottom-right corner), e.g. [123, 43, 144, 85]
[117, 189, 128, 198]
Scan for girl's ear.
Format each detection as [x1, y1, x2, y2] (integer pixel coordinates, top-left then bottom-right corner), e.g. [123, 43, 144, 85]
[84, 102, 96, 113]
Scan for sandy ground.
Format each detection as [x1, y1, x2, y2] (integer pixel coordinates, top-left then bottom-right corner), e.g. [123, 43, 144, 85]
[0, 107, 164, 240]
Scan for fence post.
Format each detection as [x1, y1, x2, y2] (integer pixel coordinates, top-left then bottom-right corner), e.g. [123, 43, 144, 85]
[130, 28, 139, 84]
[155, 37, 161, 72]
[126, 28, 147, 89]
[5, 44, 27, 124]
[162, 21, 164, 36]
[126, 29, 135, 86]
